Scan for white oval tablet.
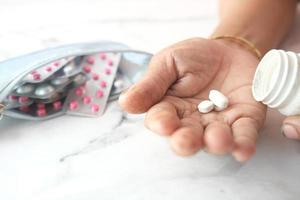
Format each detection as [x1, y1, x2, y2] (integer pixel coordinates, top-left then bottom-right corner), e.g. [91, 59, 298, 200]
[209, 90, 229, 111]
[198, 100, 214, 113]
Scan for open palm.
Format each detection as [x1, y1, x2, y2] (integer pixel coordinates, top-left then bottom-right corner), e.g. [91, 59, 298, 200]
[119, 38, 266, 162]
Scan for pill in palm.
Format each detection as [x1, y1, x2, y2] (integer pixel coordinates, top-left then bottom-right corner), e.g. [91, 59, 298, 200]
[208, 90, 228, 111]
[198, 100, 214, 113]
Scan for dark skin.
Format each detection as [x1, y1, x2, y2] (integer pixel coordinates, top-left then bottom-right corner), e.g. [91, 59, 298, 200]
[119, 0, 298, 161]
[119, 38, 265, 162]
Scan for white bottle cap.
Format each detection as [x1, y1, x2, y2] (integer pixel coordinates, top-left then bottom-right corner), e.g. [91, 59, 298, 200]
[252, 49, 300, 116]
[252, 50, 283, 102]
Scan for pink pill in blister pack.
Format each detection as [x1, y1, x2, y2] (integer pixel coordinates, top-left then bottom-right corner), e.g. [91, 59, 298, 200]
[107, 60, 114, 66]
[19, 105, 30, 112]
[75, 87, 85, 97]
[100, 81, 107, 88]
[104, 68, 111, 75]
[91, 104, 100, 113]
[45, 66, 52, 72]
[37, 108, 47, 117]
[23, 57, 74, 83]
[19, 96, 29, 104]
[92, 73, 99, 81]
[99, 53, 106, 60]
[64, 52, 121, 117]
[37, 103, 45, 109]
[83, 96, 92, 104]
[96, 89, 104, 98]
[31, 70, 38, 75]
[83, 65, 91, 73]
[9, 95, 18, 101]
[86, 56, 95, 65]
[53, 101, 62, 110]
[33, 73, 41, 81]
[53, 61, 60, 67]
[69, 100, 78, 110]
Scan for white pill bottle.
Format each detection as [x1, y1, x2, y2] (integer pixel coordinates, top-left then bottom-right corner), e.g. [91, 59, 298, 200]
[252, 49, 300, 116]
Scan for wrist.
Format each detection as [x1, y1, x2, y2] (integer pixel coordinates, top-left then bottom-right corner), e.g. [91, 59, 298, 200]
[211, 22, 280, 56]
[211, 35, 262, 60]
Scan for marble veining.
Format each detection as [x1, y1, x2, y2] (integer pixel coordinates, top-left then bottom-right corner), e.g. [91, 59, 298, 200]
[0, 1, 300, 200]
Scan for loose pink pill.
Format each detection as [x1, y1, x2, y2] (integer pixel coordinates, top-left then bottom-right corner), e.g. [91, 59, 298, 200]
[19, 105, 30, 112]
[82, 96, 91, 104]
[37, 108, 47, 117]
[53, 101, 62, 110]
[91, 104, 100, 113]
[107, 60, 113, 66]
[69, 100, 78, 110]
[96, 89, 104, 98]
[92, 73, 99, 81]
[37, 103, 45, 109]
[86, 56, 95, 65]
[45, 66, 52, 72]
[83, 65, 91, 73]
[19, 96, 29, 104]
[104, 68, 111, 75]
[100, 81, 107, 88]
[99, 53, 106, 60]
[33, 73, 41, 81]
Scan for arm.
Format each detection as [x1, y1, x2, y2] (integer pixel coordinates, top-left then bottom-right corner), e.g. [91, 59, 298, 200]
[119, 0, 298, 161]
[212, 0, 298, 54]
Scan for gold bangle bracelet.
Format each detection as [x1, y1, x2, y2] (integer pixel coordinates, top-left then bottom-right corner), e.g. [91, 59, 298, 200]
[211, 35, 262, 60]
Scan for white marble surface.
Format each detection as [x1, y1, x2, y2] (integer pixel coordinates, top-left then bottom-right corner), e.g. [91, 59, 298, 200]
[0, 1, 300, 200]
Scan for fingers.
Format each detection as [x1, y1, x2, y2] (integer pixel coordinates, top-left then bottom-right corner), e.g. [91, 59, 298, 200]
[145, 101, 180, 136]
[119, 53, 177, 113]
[170, 118, 204, 156]
[145, 101, 204, 156]
[231, 117, 259, 162]
[204, 122, 234, 155]
[282, 116, 300, 140]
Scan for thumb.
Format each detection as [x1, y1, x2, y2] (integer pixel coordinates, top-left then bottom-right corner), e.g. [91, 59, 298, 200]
[282, 115, 300, 140]
[118, 52, 177, 113]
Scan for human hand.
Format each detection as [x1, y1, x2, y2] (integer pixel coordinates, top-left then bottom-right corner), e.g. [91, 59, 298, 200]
[119, 38, 267, 162]
[282, 116, 300, 140]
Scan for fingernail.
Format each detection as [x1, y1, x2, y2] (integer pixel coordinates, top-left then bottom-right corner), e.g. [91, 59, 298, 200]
[282, 124, 299, 139]
[118, 86, 133, 102]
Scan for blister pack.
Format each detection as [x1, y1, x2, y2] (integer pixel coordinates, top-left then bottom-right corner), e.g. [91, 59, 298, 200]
[0, 42, 152, 121]
[64, 53, 121, 117]
[22, 57, 75, 83]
